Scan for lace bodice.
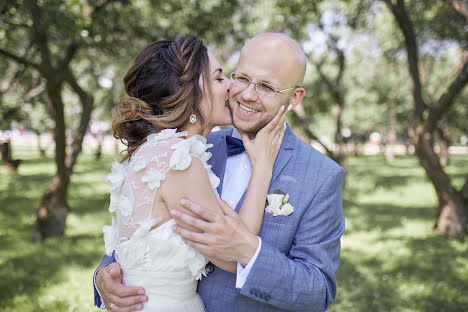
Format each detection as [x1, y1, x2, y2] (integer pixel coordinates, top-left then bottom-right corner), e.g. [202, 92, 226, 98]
[102, 129, 219, 282]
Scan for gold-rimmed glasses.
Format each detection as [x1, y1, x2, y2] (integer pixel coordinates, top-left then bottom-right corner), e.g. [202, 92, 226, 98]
[230, 72, 300, 97]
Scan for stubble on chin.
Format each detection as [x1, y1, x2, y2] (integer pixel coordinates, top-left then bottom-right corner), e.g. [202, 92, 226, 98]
[232, 118, 265, 138]
[229, 101, 266, 136]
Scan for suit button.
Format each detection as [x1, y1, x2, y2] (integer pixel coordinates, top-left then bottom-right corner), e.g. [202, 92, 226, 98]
[265, 294, 271, 301]
[205, 263, 215, 273]
[250, 288, 256, 295]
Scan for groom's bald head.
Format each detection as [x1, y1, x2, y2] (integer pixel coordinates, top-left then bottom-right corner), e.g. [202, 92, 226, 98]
[242, 33, 307, 85]
[228, 33, 307, 135]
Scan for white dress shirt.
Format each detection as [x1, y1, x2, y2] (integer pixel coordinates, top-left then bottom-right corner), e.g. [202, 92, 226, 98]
[221, 128, 262, 289]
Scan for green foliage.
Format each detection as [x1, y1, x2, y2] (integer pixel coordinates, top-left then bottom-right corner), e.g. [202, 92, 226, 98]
[2, 0, 465, 144]
[1, 150, 467, 311]
[0, 0, 243, 132]
[407, 0, 468, 43]
[446, 88, 468, 143]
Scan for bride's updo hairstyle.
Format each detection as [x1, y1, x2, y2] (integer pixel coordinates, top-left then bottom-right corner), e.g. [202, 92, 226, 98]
[112, 35, 212, 160]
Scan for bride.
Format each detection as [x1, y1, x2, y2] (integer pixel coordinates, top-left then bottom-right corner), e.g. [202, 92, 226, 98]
[99, 35, 287, 311]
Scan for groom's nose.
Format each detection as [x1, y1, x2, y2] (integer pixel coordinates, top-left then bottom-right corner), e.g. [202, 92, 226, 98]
[241, 83, 258, 102]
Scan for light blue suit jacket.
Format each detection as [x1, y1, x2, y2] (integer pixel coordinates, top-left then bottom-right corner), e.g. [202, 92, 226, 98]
[94, 125, 345, 312]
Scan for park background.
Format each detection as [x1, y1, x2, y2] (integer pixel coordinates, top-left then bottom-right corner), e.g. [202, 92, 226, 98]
[1, 0, 467, 311]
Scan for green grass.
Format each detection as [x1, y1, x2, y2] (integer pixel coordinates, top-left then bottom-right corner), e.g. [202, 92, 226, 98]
[1, 148, 467, 311]
[328, 154, 468, 312]
[0, 147, 116, 312]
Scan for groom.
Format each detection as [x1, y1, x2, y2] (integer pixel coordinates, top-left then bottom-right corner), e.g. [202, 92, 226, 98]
[94, 33, 345, 312]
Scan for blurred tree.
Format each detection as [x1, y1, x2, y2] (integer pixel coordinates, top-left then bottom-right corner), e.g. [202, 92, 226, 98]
[0, 140, 21, 173]
[0, 0, 136, 240]
[1, 0, 466, 239]
[0, 0, 242, 240]
[0, 44, 38, 172]
[22, 93, 51, 156]
[382, 0, 468, 237]
[258, 0, 373, 166]
[368, 58, 410, 163]
[305, 0, 370, 166]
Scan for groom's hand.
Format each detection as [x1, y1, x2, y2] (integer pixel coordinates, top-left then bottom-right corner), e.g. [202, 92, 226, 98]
[171, 198, 259, 266]
[96, 262, 147, 312]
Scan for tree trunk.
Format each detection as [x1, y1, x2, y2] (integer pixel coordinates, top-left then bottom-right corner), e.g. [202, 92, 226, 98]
[34, 83, 69, 240]
[435, 119, 450, 166]
[33, 70, 95, 240]
[33, 175, 69, 240]
[292, 104, 336, 158]
[35, 131, 46, 157]
[384, 0, 468, 237]
[0, 0, 107, 240]
[462, 176, 468, 210]
[95, 143, 102, 160]
[65, 71, 94, 175]
[315, 44, 346, 167]
[414, 128, 467, 237]
[385, 98, 397, 163]
[1, 141, 21, 173]
[332, 102, 345, 167]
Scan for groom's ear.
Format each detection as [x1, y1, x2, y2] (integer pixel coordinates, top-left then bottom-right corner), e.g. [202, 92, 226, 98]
[288, 87, 306, 111]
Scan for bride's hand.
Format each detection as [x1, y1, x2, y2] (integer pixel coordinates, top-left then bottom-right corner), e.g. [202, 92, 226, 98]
[240, 105, 289, 172]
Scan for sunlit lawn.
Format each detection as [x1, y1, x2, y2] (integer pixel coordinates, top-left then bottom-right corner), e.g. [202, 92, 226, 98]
[0, 147, 112, 312]
[1, 147, 467, 312]
[329, 155, 468, 312]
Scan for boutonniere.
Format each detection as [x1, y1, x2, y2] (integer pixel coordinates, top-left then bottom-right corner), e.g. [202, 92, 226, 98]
[265, 189, 294, 216]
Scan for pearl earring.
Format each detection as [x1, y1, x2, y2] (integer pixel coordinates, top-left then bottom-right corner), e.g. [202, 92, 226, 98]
[189, 114, 197, 124]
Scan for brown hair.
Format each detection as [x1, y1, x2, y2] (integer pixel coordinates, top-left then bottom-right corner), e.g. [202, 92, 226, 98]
[112, 35, 212, 160]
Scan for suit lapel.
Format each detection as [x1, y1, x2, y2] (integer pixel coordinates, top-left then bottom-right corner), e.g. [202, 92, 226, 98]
[234, 124, 296, 212]
[271, 125, 295, 185]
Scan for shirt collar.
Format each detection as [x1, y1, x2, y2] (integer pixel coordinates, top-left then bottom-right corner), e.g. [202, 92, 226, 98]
[232, 128, 241, 140]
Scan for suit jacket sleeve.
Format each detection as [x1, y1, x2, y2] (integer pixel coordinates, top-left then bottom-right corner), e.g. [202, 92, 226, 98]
[239, 166, 345, 311]
[93, 252, 116, 307]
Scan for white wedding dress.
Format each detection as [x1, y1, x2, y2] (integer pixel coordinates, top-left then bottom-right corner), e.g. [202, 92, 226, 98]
[102, 129, 220, 312]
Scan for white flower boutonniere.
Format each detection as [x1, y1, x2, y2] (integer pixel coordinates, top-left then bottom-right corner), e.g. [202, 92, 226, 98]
[265, 190, 294, 216]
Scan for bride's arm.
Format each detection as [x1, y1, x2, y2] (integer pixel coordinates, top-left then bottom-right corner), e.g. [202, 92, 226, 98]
[160, 157, 239, 273]
[237, 105, 288, 235]
[161, 157, 223, 232]
[205, 106, 288, 272]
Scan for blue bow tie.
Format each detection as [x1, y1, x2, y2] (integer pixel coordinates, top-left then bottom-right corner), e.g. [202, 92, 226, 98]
[226, 135, 245, 156]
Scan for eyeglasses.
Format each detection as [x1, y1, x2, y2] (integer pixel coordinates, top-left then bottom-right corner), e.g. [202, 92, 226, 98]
[230, 72, 300, 97]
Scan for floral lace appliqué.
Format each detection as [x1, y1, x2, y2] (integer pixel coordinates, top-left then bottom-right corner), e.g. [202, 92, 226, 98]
[133, 157, 149, 172]
[118, 195, 133, 217]
[105, 161, 130, 213]
[103, 216, 118, 256]
[103, 129, 218, 278]
[141, 168, 167, 190]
